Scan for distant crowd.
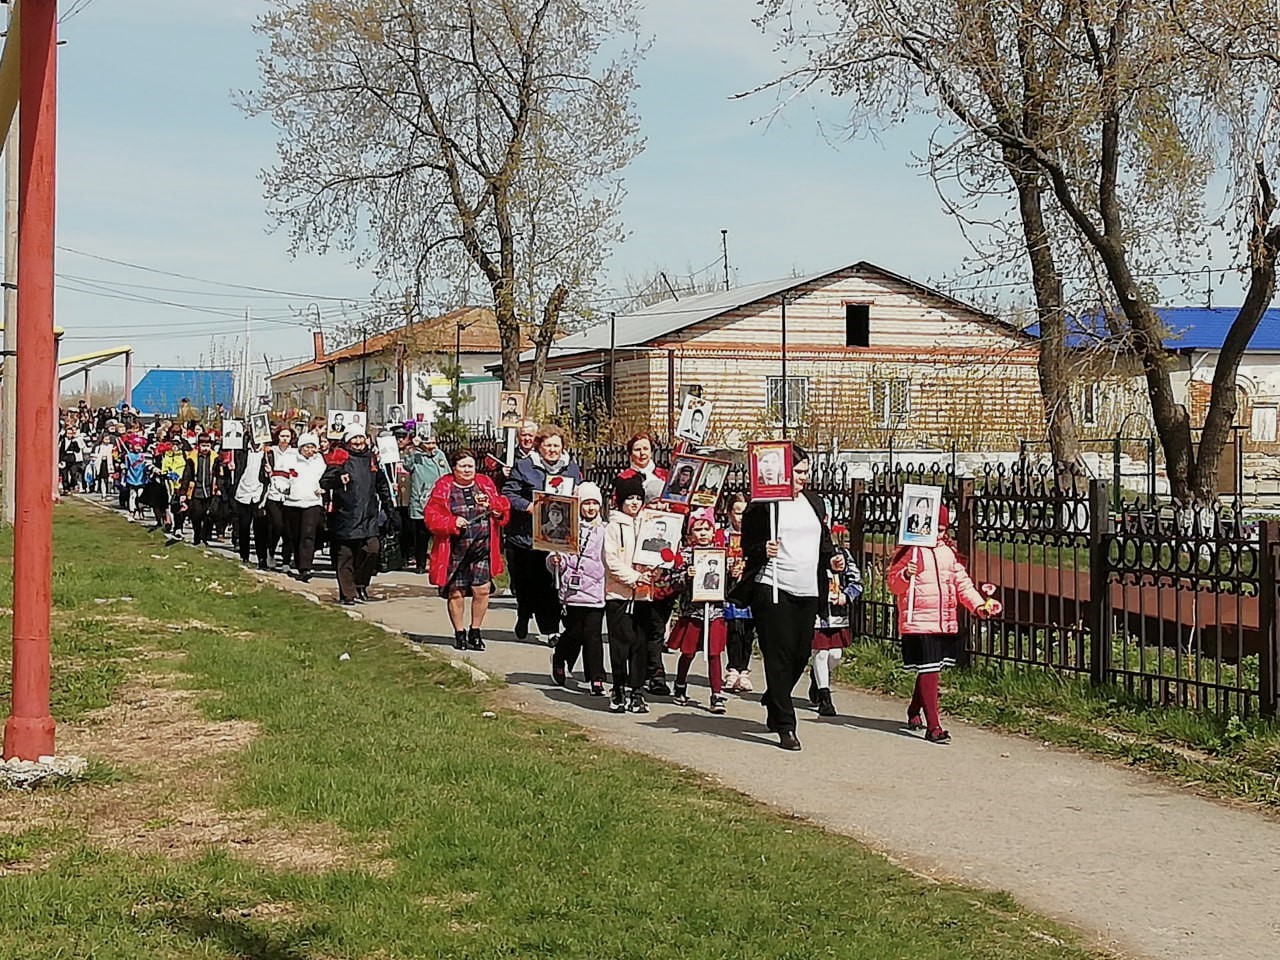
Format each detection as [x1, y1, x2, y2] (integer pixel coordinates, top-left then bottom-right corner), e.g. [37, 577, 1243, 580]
[59, 402, 996, 750]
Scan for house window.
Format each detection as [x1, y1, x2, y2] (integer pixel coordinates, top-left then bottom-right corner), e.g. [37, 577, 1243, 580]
[1080, 382, 1100, 427]
[1251, 405, 1277, 443]
[766, 376, 808, 425]
[845, 303, 870, 347]
[869, 378, 911, 428]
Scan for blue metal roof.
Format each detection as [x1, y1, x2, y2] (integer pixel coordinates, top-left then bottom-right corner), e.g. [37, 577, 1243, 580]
[1026, 306, 1280, 350]
[1157, 307, 1280, 350]
[128, 369, 235, 416]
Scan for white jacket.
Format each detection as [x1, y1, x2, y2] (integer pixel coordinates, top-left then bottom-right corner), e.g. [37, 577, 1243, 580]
[267, 445, 297, 502]
[234, 450, 266, 506]
[604, 512, 650, 602]
[283, 452, 326, 509]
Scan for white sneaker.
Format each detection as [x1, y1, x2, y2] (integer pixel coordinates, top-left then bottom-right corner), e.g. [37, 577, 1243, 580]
[725, 668, 740, 691]
[737, 671, 753, 693]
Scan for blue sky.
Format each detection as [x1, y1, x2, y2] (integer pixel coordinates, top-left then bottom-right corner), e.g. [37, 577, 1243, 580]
[47, 0, 1231, 389]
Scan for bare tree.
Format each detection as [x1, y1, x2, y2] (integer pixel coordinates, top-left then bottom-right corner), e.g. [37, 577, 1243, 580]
[756, 0, 1280, 500]
[245, 0, 646, 402]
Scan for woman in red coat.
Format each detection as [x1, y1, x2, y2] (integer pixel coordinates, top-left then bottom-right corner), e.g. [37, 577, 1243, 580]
[424, 449, 511, 651]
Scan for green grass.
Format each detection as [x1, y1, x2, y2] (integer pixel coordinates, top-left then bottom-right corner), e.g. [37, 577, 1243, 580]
[0, 504, 1102, 960]
[836, 641, 1280, 808]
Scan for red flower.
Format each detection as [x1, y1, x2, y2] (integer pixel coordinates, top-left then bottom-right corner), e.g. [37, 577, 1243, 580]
[832, 524, 848, 536]
[549, 476, 564, 489]
[660, 547, 676, 563]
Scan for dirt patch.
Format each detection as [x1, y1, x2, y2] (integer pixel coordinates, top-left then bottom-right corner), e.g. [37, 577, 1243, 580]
[0, 673, 386, 875]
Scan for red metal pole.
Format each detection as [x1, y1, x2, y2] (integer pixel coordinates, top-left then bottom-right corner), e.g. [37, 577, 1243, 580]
[4, 0, 58, 761]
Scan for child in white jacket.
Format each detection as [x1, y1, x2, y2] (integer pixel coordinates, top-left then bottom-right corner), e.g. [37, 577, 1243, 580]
[603, 473, 652, 715]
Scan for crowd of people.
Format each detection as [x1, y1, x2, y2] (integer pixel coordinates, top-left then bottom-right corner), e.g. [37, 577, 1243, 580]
[61, 402, 998, 751]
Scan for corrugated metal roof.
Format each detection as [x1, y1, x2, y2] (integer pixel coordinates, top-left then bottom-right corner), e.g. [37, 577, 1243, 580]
[130, 369, 235, 416]
[521, 261, 1011, 364]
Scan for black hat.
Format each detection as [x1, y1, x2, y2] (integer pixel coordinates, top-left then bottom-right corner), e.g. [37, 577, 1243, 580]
[613, 472, 646, 508]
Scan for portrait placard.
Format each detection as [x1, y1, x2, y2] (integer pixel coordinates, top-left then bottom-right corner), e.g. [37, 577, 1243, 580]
[747, 440, 794, 502]
[376, 434, 401, 465]
[897, 483, 943, 549]
[220, 419, 245, 451]
[633, 508, 685, 568]
[660, 455, 702, 506]
[532, 492, 579, 554]
[689, 457, 730, 508]
[498, 391, 526, 427]
[326, 409, 366, 440]
[691, 548, 727, 603]
[674, 396, 713, 444]
[249, 413, 272, 446]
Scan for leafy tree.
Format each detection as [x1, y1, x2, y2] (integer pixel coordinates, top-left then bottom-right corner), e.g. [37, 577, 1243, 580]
[246, 0, 646, 402]
[757, 0, 1280, 500]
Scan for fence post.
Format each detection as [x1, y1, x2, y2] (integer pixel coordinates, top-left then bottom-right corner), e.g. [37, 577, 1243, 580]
[1112, 433, 1122, 513]
[1089, 479, 1112, 687]
[1260, 521, 1278, 719]
[956, 477, 976, 669]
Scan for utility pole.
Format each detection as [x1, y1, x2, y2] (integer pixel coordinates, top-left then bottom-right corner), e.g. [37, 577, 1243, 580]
[5, 0, 58, 761]
[1, 98, 16, 525]
[721, 229, 730, 291]
[780, 294, 789, 439]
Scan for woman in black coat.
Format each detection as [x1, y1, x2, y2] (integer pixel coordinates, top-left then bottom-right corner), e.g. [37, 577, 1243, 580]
[730, 446, 845, 751]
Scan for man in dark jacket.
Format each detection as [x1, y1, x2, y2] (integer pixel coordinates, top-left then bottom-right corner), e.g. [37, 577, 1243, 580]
[322, 430, 397, 604]
[180, 435, 219, 546]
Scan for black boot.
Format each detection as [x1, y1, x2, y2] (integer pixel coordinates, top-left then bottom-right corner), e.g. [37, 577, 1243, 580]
[466, 627, 486, 651]
[808, 671, 819, 706]
[453, 630, 467, 650]
[817, 687, 837, 717]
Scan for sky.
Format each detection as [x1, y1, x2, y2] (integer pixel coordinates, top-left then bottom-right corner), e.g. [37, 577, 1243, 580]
[43, 0, 1237, 393]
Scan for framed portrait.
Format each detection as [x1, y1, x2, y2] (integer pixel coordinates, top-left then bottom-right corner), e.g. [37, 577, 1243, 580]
[327, 409, 365, 439]
[532, 492, 579, 553]
[386, 403, 406, 426]
[376, 434, 401, 465]
[220, 419, 245, 451]
[660, 455, 703, 506]
[748, 440, 794, 502]
[689, 457, 730, 508]
[726, 531, 742, 560]
[674, 396, 712, 444]
[691, 548, 726, 603]
[633, 508, 685, 568]
[498, 391, 526, 427]
[414, 420, 434, 440]
[897, 483, 943, 548]
[250, 412, 272, 446]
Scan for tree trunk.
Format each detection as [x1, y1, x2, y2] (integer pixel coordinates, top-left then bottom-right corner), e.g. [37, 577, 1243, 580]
[1008, 160, 1084, 481]
[526, 282, 568, 410]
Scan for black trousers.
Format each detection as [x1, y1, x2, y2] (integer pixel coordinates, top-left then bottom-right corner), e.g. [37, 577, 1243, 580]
[265, 499, 291, 565]
[187, 496, 213, 545]
[605, 599, 649, 692]
[638, 597, 673, 680]
[507, 544, 562, 636]
[234, 501, 270, 565]
[555, 606, 606, 684]
[398, 508, 430, 570]
[751, 583, 821, 735]
[726, 618, 756, 672]
[284, 504, 323, 574]
[335, 537, 380, 600]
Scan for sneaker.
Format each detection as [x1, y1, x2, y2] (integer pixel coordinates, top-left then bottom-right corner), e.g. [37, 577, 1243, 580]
[709, 693, 728, 715]
[672, 685, 696, 707]
[589, 681, 606, 697]
[925, 728, 951, 744]
[546, 633, 559, 648]
[646, 677, 670, 697]
[907, 712, 925, 731]
[725, 668, 740, 691]
[551, 655, 566, 687]
[627, 691, 649, 715]
[466, 628, 486, 652]
[609, 688, 627, 713]
[736, 672, 752, 693]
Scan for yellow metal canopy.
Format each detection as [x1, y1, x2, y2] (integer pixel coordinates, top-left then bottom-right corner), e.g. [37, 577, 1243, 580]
[57, 345, 132, 367]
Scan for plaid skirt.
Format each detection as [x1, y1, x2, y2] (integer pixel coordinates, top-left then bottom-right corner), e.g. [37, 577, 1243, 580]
[439, 522, 492, 597]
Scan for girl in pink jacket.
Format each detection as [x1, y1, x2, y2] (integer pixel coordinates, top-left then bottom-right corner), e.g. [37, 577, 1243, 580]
[887, 506, 997, 742]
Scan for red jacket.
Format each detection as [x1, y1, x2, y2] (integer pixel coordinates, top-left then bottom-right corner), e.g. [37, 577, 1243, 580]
[887, 541, 985, 635]
[424, 473, 511, 588]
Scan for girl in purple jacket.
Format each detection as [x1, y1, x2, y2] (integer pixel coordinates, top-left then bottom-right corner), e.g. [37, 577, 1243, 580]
[549, 482, 608, 696]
